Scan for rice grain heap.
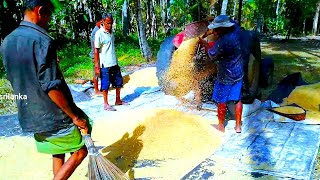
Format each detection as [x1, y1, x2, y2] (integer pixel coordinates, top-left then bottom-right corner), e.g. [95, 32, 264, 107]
[123, 67, 159, 87]
[92, 108, 223, 179]
[0, 109, 222, 179]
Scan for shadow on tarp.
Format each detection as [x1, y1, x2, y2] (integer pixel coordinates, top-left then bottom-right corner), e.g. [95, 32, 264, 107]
[101, 125, 146, 179]
[122, 87, 161, 103]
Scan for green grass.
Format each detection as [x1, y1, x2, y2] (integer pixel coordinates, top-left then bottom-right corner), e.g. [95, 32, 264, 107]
[57, 40, 93, 83]
[260, 41, 320, 100]
[58, 33, 164, 83]
[0, 79, 16, 115]
[262, 44, 320, 83]
[0, 56, 5, 79]
[0, 56, 16, 114]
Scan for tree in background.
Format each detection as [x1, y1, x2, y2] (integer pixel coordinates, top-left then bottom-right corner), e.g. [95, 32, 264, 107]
[0, 0, 23, 44]
[221, 0, 228, 15]
[122, 0, 130, 36]
[134, 0, 152, 61]
[1, 0, 320, 58]
[313, 0, 320, 35]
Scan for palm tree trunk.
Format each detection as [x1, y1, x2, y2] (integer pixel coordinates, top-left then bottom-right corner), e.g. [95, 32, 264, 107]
[221, 0, 228, 15]
[134, 0, 152, 61]
[122, 0, 129, 36]
[232, 0, 237, 19]
[313, 1, 320, 36]
[151, 0, 158, 38]
[238, 0, 243, 26]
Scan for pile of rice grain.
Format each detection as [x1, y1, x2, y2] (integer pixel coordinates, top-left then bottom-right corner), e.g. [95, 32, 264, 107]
[123, 67, 159, 87]
[0, 110, 221, 180]
[92, 108, 222, 179]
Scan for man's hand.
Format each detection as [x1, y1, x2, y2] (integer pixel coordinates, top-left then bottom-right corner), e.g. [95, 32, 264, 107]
[47, 89, 88, 134]
[198, 37, 207, 45]
[72, 117, 89, 135]
[201, 29, 214, 39]
[198, 37, 210, 52]
[94, 65, 100, 77]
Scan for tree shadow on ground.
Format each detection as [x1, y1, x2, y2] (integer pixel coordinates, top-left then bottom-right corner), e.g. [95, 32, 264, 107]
[101, 125, 146, 179]
[260, 40, 320, 100]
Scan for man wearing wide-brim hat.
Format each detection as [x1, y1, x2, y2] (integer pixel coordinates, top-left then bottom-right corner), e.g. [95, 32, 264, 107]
[199, 15, 244, 133]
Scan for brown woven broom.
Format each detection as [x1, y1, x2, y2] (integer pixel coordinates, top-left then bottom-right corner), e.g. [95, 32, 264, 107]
[83, 134, 130, 180]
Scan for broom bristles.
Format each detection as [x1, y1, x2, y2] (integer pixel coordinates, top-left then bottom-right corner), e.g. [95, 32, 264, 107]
[84, 135, 129, 180]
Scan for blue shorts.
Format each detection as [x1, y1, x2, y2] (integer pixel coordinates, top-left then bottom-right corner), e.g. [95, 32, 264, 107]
[212, 80, 243, 103]
[100, 65, 123, 90]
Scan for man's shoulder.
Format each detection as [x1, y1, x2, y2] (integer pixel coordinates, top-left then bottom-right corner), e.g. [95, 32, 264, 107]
[96, 28, 104, 34]
[91, 26, 100, 35]
[6, 24, 52, 46]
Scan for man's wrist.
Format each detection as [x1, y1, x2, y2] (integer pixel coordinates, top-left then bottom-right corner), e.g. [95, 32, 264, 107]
[71, 116, 79, 122]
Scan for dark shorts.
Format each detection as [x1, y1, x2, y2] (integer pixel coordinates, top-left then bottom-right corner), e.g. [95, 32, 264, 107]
[212, 79, 243, 103]
[100, 65, 123, 90]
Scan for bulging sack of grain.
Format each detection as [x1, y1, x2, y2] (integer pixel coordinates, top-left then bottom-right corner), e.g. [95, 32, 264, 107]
[284, 83, 320, 112]
[283, 83, 320, 122]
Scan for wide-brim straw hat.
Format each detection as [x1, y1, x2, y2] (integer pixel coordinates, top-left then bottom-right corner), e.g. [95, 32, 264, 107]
[208, 15, 234, 29]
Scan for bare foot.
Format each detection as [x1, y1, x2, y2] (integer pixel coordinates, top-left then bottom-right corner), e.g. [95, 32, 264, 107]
[211, 124, 225, 133]
[234, 127, 241, 133]
[196, 102, 202, 111]
[115, 100, 129, 106]
[104, 104, 116, 111]
[94, 91, 102, 96]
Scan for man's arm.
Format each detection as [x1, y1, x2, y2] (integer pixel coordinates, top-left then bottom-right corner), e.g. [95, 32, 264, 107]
[94, 48, 100, 76]
[198, 37, 210, 52]
[36, 43, 88, 132]
[94, 30, 101, 76]
[201, 29, 214, 39]
[48, 90, 88, 131]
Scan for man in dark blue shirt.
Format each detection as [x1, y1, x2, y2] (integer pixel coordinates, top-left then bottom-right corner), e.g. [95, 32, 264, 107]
[1, 0, 90, 179]
[199, 15, 243, 133]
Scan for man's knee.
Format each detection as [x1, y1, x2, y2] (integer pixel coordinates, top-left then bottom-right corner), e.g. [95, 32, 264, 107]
[75, 146, 88, 160]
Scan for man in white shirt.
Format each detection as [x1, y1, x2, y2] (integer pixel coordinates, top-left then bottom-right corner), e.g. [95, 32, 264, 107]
[94, 13, 128, 111]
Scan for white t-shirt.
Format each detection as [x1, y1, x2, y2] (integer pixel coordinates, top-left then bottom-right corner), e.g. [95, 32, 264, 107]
[94, 27, 118, 68]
